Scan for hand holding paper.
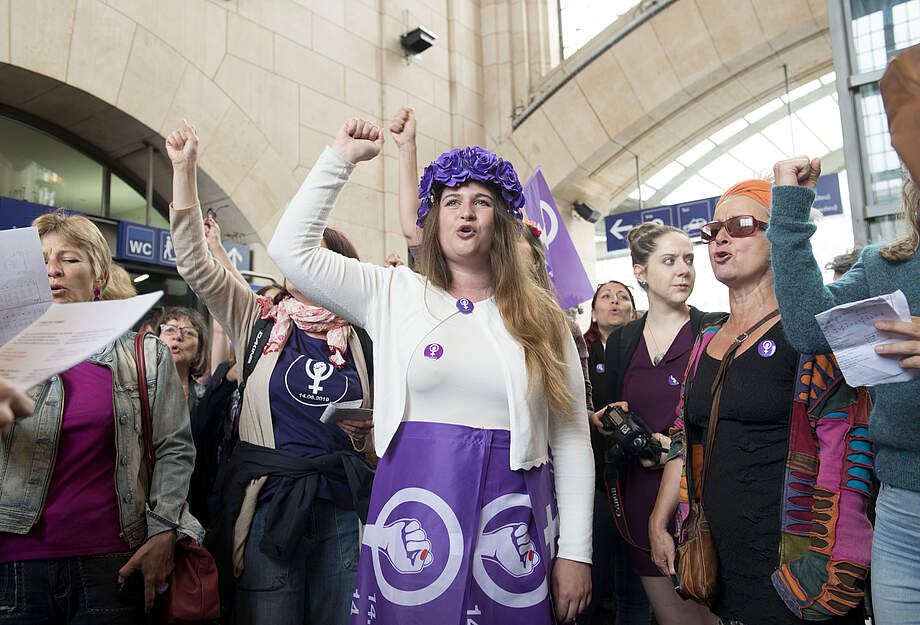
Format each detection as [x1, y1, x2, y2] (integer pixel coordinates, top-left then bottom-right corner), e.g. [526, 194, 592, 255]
[815, 290, 919, 387]
[874, 316, 920, 369]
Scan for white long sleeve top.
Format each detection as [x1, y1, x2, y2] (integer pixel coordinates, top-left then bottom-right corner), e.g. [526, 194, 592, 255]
[268, 147, 593, 563]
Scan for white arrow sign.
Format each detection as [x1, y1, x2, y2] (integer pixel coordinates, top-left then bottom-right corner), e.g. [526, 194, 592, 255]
[226, 246, 244, 268]
[608, 218, 632, 240]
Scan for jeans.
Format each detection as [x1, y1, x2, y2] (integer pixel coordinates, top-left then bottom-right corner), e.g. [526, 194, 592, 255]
[576, 490, 650, 625]
[0, 551, 144, 625]
[871, 482, 920, 624]
[234, 498, 360, 625]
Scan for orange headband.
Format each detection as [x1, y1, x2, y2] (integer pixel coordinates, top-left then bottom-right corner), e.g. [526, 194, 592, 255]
[716, 179, 772, 210]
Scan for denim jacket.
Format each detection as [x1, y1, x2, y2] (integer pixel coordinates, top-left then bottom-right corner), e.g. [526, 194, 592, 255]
[0, 333, 204, 549]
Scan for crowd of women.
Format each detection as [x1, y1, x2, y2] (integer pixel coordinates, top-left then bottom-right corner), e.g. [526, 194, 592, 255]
[2, 44, 920, 625]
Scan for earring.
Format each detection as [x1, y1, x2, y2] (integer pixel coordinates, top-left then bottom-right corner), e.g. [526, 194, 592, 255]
[93, 288, 100, 301]
[639, 280, 648, 289]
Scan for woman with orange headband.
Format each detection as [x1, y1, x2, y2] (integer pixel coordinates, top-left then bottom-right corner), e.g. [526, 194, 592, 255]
[648, 180, 872, 625]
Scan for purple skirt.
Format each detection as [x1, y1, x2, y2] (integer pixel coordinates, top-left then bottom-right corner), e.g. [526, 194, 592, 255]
[350, 421, 560, 625]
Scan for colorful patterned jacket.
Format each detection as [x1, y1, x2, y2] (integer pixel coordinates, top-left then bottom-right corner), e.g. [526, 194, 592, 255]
[667, 321, 873, 621]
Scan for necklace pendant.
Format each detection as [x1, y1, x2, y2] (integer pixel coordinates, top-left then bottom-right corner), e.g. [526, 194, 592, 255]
[653, 353, 664, 367]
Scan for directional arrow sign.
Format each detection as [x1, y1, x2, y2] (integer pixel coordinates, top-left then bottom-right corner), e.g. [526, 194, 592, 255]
[226, 246, 243, 268]
[608, 218, 631, 240]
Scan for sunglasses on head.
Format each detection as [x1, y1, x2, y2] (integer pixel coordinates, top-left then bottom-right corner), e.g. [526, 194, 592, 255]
[699, 215, 768, 242]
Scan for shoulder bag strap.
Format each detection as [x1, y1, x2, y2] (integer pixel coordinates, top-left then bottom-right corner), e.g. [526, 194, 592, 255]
[135, 332, 155, 486]
[697, 309, 779, 499]
[238, 316, 274, 400]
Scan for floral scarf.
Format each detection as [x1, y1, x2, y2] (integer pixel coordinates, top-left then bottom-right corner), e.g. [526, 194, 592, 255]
[257, 295, 350, 366]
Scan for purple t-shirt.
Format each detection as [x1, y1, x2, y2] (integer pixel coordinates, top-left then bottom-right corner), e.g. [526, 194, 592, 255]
[0, 362, 129, 562]
[263, 328, 362, 507]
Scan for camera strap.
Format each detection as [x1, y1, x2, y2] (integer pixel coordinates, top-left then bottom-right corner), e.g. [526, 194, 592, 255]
[604, 463, 649, 551]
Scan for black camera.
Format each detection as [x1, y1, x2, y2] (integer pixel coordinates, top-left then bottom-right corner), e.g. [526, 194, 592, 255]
[600, 404, 664, 466]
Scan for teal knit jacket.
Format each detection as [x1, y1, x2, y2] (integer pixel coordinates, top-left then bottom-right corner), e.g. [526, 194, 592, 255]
[767, 185, 920, 492]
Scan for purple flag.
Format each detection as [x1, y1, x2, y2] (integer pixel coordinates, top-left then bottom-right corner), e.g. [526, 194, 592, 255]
[350, 421, 559, 625]
[523, 168, 595, 310]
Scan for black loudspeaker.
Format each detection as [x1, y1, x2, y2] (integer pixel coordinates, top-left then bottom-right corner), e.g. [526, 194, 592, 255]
[573, 201, 601, 223]
[400, 27, 437, 55]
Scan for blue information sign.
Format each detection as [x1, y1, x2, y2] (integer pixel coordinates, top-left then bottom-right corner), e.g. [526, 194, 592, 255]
[117, 221, 250, 270]
[605, 173, 845, 252]
[812, 173, 843, 216]
[676, 199, 714, 237]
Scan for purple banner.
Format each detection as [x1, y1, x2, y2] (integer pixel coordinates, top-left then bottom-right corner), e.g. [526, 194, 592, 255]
[351, 421, 559, 625]
[523, 168, 595, 310]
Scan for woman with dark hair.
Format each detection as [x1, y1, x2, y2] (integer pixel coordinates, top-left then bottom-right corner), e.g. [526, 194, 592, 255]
[166, 122, 375, 625]
[0, 212, 201, 620]
[269, 118, 593, 624]
[578, 279, 648, 625]
[591, 222, 719, 625]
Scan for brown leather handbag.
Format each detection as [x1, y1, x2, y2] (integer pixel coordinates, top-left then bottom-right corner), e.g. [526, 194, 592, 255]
[676, 310, 779, 606]
[135, 332, 220, 624]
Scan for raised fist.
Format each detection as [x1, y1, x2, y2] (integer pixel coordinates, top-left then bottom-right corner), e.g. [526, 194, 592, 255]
[332, 118, 384, 165]
[166, 120, 199, 170]
[476, 522, 540, 578]
[203, 216, 221, 251]
[773, 156, 821, 188]
[389, 106, 416, 150]
[366, 518, 433, 574]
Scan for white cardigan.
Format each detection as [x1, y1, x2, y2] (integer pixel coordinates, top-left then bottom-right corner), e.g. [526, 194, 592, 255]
[268, 147, 593, 563]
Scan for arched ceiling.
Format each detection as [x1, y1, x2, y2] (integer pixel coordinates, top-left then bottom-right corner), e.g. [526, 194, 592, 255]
[495, 0, 835, 214]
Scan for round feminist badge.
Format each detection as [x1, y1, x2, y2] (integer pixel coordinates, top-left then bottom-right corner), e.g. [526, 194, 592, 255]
[456, 298, 474, 313]
[758, 339, 776, 358]
[424, 343, 444, 360]
[595, 363, 605, 374]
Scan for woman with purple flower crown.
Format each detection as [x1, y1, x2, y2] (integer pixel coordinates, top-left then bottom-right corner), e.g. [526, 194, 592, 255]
[268, 118, 594, 624]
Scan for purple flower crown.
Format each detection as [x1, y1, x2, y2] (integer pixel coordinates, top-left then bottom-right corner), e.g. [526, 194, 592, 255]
[416, 147, 525, 226]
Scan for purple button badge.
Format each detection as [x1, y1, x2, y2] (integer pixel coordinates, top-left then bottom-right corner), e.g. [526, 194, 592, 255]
[758, 339, 776, 358]
[456, 298, 474, 313]
[595, 363, 605, 374]
[424, 343, 444, 360]
[667, 375, 680, 386]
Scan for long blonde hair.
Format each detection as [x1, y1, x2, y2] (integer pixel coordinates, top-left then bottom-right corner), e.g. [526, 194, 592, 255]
[880, 176, 920, 261]
[419, 187, 574, 418]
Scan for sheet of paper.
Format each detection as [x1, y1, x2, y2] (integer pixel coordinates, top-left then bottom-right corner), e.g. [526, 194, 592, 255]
[0, 227, 53, 347]
[0, 291, 163, 391]
[815, 289, 918, 387]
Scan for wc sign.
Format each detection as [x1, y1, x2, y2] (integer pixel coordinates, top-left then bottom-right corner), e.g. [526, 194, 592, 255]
[119, 224, 157, 263]
[117, 220, 250, 269]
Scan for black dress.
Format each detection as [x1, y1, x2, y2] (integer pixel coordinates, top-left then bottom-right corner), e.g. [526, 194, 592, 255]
[684, 323, 861, 625]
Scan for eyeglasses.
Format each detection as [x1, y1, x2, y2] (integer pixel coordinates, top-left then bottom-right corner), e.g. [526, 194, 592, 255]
[699, 215, 768, 242]
[160, 324, 199, 339]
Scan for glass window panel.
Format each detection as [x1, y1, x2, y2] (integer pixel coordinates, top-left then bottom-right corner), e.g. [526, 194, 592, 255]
[109, 173, 148, 224]
[559, 0, 641, 58]
[697, 153, 756, 190]
[0, 115, 102, 214]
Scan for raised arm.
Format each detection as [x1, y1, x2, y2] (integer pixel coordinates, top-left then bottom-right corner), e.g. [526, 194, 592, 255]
[767, 157, 871, 354]
[268, 119, 388, 332]
[203, 215, 248, 287]
[389, 106, 422, 248]
[166, 122, 260, 342]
